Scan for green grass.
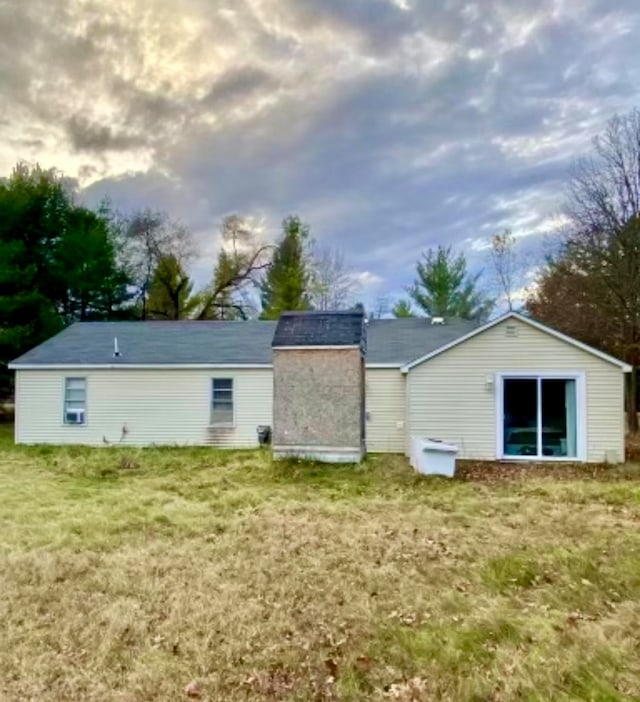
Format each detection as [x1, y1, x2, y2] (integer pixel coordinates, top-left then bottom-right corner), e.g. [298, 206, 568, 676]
[1, 423, 640, 700]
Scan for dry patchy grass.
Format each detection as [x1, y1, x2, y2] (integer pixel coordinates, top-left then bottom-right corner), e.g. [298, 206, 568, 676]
[1, 425, 640, 701]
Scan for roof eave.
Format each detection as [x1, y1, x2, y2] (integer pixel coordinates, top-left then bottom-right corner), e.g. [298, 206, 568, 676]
[9, 362, 274, 370]
[272, 344, 361, 350]
[10, 360, 404, 370]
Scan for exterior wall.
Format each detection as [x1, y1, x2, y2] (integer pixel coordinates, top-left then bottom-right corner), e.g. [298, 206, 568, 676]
[14, 368, 272, 447]
[16, 364, 404, 454]
[365, 369, 406, 452]
[273, 348, 364, 455]
[406, 317, 626, 463]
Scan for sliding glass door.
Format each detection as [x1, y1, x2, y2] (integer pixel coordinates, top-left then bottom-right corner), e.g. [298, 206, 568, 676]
[502, 376, 579, 459]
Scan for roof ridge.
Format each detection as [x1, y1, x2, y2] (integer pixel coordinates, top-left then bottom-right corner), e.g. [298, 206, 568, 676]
[69, 319, 278, 325]
[279, 310, 364, 317]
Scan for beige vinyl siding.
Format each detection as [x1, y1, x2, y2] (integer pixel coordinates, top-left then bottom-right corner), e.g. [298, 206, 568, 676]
[15, 368, 272, 447]
[365, 369, 406, 452]
[407, 317, 625, 463]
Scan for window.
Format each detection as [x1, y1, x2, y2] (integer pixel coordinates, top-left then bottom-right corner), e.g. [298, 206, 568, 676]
[211, 378, 234, 425]
[501, 375, 580, 459]
[64, 377, 86, 425]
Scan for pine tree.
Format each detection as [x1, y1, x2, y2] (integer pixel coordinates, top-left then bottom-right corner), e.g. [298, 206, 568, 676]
[408, 245, 493, 320]
[147, 254, 198, 319]
[260, 216, 311, 319]
[0, 163, 133, 395]
[392, 299, 414, 317]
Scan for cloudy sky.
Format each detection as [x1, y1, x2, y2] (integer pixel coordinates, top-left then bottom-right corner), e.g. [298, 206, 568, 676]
[2, 0, 640, 306]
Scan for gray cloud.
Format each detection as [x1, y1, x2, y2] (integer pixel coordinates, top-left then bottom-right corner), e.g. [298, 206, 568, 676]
[2, 0, 640, 306]
[66, 116, 146, 152]
[202, 66, 276, 109]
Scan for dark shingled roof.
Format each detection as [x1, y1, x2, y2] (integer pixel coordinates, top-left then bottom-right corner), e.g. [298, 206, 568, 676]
[365, 317, 479, 364]
[10, 321, 278, 366]
[10, 316, 480, 367]
[272, 310, 365, 349]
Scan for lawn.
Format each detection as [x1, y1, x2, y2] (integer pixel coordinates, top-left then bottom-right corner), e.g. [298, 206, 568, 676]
[1, 424, 640, 701]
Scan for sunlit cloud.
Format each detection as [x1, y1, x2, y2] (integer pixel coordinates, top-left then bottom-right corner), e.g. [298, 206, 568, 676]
[1, 0, 640, 306]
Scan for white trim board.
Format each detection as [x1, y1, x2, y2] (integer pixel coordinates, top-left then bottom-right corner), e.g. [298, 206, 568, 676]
[401, 312, 632, 373]
[11, 361, 401, 370]
[9, 363, 274, 370]
[272, 345, 361, 351]
[494, 371, 587, 462]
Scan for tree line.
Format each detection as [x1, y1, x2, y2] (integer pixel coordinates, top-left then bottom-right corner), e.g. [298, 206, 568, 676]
[527, 109, 640, 431]
[2, 108, 640, 428]
[0, 165, 359, 395]
[390, 109, 640, 430]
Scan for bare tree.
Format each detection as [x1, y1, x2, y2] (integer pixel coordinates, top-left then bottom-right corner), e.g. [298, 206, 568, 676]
[528, 109, 640, 432]
[197, 214, 271, 320]
[567, 110, 640, 432]
[567, 109, 640, 234]
[371, 295, 391, 319]
[124, 209, 195, 320]
[309, 245, 358, 310]
[490, 229, 519, 311]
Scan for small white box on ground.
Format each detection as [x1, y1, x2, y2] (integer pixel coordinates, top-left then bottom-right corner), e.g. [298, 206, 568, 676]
[410, 437, 458, 477]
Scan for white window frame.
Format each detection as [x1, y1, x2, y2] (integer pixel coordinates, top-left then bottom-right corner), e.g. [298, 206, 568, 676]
[63, 377, 87, 426]
[210, 377, 235, 427]
[495, 371, 587, 462]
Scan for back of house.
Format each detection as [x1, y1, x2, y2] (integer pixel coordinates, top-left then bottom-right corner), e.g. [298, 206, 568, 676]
[9, 311, 630, 463]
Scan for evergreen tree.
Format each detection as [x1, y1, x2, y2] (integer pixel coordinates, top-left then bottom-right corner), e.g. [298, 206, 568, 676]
[0, 164, 71, 396]
[54, 206, 130, 321]
[392, 299, 414, 317]
[0, 163, 131, 396]
[147, 254, 198, 320]
[408, 245, 493, 320]
[260, 215, 311, 319]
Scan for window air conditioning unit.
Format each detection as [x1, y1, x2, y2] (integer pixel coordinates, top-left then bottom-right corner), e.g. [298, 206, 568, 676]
[66, 409, 85, 424]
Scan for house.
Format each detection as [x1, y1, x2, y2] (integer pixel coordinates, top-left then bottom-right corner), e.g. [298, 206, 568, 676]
[8, 311, 631, 463]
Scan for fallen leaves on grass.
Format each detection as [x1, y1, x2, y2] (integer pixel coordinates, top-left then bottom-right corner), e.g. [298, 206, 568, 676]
[183, 680, 202, 698]
[384, 677, 430, 700]
[2, 434, 640, 701]
[456, 460, 637, 482]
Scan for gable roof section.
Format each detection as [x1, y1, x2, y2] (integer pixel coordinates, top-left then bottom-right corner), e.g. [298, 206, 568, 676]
[401, 312, 632, 373]
[9, 321, 278, 367]
[11, 312, 619, 371]
[366, 317, 479, 365]
[8, 316, 485, 369]
[272, 310, 365, 350]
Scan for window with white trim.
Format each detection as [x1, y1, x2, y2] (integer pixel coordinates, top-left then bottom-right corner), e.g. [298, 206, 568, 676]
[64, 377, 86, 425]
[501, 376, 580, 459]
[211, 378, 234, 425]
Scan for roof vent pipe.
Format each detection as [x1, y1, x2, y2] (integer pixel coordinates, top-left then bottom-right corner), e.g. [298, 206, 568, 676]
[113, 337, 120, 358]
[431, 317, 445, 325]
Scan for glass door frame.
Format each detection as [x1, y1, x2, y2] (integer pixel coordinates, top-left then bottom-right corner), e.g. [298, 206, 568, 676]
[495, 371, 586, 461]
